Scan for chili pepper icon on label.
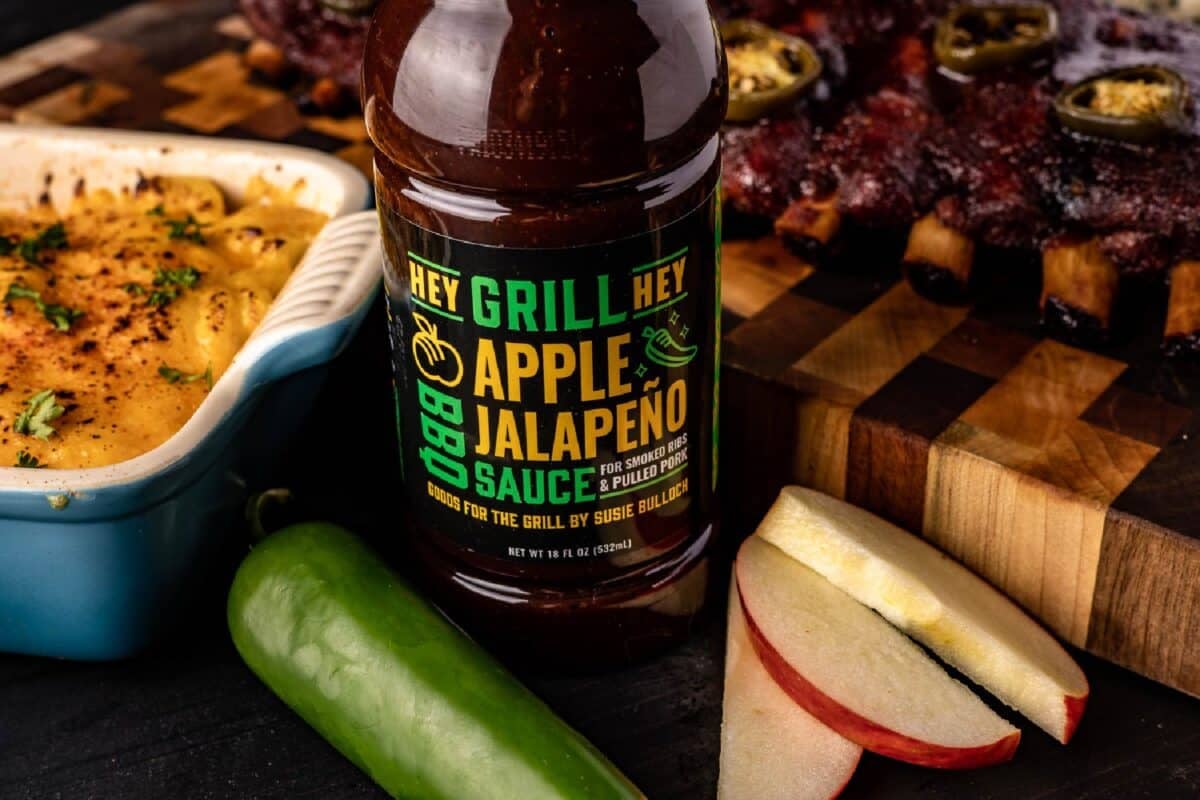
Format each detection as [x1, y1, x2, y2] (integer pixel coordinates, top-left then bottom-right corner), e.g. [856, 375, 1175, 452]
[642, 326, 699, 368]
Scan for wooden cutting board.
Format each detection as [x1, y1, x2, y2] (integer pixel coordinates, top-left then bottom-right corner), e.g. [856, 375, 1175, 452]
[721, 237, 1200, 699]
[0, 0, 1195, 697]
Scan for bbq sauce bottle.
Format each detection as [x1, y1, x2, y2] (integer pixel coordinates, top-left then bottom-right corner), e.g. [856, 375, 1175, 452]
[363, 0, 726, 667]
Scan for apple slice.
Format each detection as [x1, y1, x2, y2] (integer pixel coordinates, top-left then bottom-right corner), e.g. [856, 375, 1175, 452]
[719, 583, 861, 800]
[736, 536, 1020, 768]
[756, 486, 1089, 744]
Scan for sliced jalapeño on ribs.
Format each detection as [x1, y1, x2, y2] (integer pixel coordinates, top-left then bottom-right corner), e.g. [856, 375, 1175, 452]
[935, 2, 1059, 75]
[1055, 65, 1193, 144]
[722, 19, 823, 122]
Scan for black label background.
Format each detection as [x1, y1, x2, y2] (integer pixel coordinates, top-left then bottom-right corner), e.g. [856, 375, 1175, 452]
[382, 197, 719, 563]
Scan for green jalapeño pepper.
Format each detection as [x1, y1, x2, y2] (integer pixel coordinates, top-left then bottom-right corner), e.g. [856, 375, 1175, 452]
[722, 20, 822, 123]
[1055, 65, 1193, 144]
[935, 3, 1059, 75]
[229, 522, 644, 800]
[319, 0, 377, 15]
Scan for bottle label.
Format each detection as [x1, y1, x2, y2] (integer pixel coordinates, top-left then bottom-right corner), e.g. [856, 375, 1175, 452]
[383, 194, 719, 564]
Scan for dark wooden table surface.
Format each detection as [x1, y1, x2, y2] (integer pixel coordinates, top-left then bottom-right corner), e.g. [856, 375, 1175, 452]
[1, 4, 1200, 799]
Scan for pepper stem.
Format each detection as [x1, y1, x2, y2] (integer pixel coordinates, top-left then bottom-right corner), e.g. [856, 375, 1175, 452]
[246, 489, 295, 545]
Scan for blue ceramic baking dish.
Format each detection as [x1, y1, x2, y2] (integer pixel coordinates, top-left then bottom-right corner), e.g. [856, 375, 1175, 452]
[0, 126, 381, 660]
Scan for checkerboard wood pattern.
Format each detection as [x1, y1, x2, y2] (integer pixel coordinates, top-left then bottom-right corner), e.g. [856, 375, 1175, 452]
[723, 238, 1200, 698]
[0, 2, 372, 171]
[1, 0, 1196, 696]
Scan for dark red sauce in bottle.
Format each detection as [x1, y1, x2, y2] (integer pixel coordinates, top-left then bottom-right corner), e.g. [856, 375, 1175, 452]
[363, 0, 727, 667]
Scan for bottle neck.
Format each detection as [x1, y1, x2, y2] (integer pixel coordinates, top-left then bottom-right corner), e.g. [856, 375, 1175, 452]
[375, 135, 721, 248]
[363, 0, 727, 193]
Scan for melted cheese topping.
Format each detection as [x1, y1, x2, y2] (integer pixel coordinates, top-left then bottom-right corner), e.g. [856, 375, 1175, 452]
[1089, 78, 1175, 116]
[727, 39, 798, 95]
[0, 176, 327, 469]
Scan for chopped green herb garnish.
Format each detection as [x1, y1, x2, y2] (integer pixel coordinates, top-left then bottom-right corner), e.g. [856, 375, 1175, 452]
[5, 283, 39, 303]
[4, 282, 85, 332]
[159, 362, 213, 390]
[146, 288, 179, 308]
[123, 282, 146, 296]
[17, 223, 69, 266]
[147, 204, 165, 217]
[153, 266, 201, 289]
[13, 390, 64, 440]
[35, 223, 67, 250]
[141, 266, 201, 308]
[163, 214, 208, 245]
[0, 237, 15, 257]
[14, 450, 43, 468]
[41, 302, 83, 332]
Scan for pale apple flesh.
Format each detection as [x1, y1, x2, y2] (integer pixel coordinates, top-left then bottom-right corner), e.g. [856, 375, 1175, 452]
[755, 486, 1089, 743]
[719, 584, 861, 800]
[736, 536, 1021, 769]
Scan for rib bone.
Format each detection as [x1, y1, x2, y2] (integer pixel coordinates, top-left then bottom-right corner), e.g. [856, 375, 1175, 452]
[902, 212, 976, 303]
[1164, 260, 1200, 356]
[774, 195, 842, 263]
[1041, 238, 1120, 340]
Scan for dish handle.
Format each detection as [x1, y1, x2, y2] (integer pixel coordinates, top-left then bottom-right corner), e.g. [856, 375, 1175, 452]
[234, 210, 383, 389]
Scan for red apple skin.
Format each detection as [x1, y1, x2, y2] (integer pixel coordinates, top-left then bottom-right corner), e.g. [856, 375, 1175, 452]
[1062, 692, 1089, 744]
[738, 575, 1022, 770]
[715, 587, 859, 800]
